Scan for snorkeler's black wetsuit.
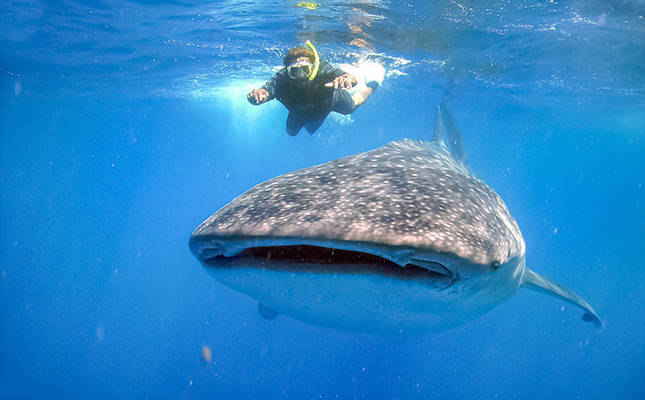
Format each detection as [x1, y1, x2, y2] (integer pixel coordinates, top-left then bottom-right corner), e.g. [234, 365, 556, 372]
[261, 61, 357, 135]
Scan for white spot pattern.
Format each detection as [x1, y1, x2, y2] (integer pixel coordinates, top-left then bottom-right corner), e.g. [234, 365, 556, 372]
[193, 139, 525, 265]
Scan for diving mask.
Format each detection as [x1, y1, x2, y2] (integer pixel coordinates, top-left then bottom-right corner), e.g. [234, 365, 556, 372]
[286, 59, 314, 80]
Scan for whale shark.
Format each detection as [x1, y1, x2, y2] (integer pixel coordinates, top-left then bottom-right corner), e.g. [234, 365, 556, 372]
[189, 104, 602, 334]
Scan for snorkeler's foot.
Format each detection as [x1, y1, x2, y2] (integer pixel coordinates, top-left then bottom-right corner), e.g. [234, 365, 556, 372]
[362, 64, 384, 91]
[366, 80, 379, 91]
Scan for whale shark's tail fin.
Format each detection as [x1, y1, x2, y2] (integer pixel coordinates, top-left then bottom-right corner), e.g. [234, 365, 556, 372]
[521, 267, 603, 329]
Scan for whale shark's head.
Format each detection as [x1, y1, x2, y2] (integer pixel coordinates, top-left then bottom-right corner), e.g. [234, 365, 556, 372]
[190, 138, 529, 333]
[189, 105, 601, 333]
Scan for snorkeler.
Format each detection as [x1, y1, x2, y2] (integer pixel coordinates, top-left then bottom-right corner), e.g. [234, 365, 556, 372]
[247, 41, 379, 136]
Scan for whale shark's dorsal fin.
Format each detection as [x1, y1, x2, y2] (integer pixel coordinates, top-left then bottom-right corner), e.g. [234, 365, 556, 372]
[432, 103, 474, 176]
[440, 103, 467, 165]
[432, 104, 447, 147]
[521, 268, 603, 329]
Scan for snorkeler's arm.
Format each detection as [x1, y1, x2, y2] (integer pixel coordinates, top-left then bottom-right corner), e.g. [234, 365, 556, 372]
[320, 62, 357, 89]
[247, 88, 270, 105]
[247, 71, 282, 105]
[329, 73, 357, 89]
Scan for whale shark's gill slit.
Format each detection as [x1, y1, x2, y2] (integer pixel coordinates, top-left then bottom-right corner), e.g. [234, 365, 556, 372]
[205, 245, 452, 284]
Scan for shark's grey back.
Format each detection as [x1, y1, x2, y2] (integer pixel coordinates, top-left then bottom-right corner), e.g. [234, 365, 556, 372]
[192, 139, 525, 265]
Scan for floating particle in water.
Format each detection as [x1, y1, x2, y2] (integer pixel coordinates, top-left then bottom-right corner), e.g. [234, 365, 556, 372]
[201, 345, 212, 365]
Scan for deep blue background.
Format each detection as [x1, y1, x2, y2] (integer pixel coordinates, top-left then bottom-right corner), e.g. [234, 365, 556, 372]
[2, 1, 645, 399]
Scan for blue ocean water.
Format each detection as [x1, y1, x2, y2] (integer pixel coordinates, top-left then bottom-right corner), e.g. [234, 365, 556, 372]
[1, 0, 644, 399]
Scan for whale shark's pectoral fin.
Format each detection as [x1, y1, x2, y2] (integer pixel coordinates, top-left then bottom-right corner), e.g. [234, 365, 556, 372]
[521, 268, 602, 329]
[258, 302, 279, 320]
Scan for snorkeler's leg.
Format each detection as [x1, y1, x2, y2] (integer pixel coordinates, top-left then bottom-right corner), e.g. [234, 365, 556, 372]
[304, 117, 327, 134]
[350, 88, 373, 108]
[332, 83, 378, 115]
[286, 112, 306, 136]
[350, 81, 378, 108]
[332, 89, 359, 115]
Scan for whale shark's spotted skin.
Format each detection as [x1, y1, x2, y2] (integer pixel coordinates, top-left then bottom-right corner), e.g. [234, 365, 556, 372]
[190, 105, 601, 334]
[192, 139, 524, 266]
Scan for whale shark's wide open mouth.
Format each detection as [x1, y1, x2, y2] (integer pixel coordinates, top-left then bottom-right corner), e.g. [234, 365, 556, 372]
[202, 245, 454, 286]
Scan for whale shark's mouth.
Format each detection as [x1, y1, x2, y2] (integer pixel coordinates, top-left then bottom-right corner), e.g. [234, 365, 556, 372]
[203, 245, 454, 286]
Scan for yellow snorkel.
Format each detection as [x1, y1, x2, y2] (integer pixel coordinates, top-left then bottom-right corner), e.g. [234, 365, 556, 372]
[305, 40, 320, 81]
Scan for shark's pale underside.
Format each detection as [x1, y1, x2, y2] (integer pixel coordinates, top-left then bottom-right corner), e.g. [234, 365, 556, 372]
[189, 104, 602, 334]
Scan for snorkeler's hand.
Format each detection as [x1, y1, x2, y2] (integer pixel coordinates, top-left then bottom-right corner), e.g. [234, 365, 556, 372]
[247, 88, 270, 105]
[327, 74, 357, 90]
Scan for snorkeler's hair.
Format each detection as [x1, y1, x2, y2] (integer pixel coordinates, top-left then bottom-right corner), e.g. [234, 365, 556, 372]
[283, 47, 315, 66]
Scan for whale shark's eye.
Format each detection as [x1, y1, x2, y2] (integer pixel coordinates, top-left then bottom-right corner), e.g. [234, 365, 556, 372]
[490, 261, 501, 271]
